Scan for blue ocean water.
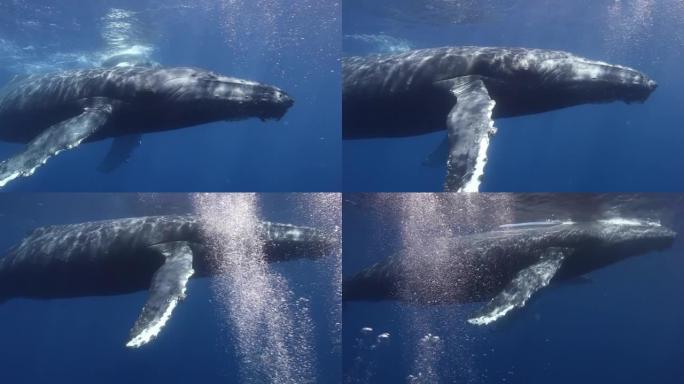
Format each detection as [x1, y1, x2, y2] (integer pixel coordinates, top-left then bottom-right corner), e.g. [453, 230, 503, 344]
[0, 0, 340, 192]
[342, 194, 684, 383]
[0, 193, 341, 383]
[343, 0, 684, 192]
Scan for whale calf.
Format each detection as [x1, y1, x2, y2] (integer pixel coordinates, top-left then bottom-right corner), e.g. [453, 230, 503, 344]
[343, 47, 657, 191]
[0, 215, 332, 347]
[0, 66, 294, 187]
[343, 219, 675, 325]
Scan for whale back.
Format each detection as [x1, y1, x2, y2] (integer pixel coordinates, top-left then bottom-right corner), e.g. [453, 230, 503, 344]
[0, 67, 158, 114]
[343, 47, 587, 96]
[6, 215, 198, 263]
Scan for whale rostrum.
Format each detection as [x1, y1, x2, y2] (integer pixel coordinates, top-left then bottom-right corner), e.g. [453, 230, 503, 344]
[0, 215, 333, 348]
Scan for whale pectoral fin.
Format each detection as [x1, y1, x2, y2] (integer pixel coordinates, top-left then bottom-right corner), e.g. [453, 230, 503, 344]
[422, 137, 450, 168]
[126, 241, 195, 348]
[468, 247, 570, 326]
[97, 134, 142, 173]
[0, 101, 113, 188]
[440, 76, 497, 192]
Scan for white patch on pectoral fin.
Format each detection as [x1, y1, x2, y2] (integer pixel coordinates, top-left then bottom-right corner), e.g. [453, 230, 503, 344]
[126, 241, 195, 348]
[0, 99, 114, 188]
[468, 247, 570, 326]
[440, 76, 497, 192]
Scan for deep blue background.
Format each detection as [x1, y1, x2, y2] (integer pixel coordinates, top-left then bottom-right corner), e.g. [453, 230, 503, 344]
[0, 0, 340, 192]
[342, 194, 684, 383]
[343, 0, 684, 192]
[0, 194, 341, 383]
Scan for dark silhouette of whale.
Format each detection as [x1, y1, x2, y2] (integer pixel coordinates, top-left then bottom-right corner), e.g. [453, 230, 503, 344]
[0, 215, 332, 347]
[343, 47, 657, 191]
[0, 66, 294, 187]
[343, 219, 675, 325]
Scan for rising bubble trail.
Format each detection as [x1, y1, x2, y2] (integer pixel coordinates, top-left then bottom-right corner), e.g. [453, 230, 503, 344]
[192, 193, 315, 384]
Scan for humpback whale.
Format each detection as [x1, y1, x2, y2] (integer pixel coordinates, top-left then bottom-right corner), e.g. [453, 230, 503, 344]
[0, 66, 294, 187]
[0, 215, 332, 347]
[343, 219, 675, 325]
[343, 47, 657, 191]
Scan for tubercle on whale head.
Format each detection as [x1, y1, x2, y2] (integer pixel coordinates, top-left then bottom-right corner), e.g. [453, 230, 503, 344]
[261, 236, 337, 262]
[602, 65, 657, 104]
[259, 222, 337, 262]
[203, 74, 294, 121]
[588, 218, 676, 256]
[499, 218, 674, 259]
[557, 58, 657, 104]
[257, 85, 294, 121]
[154, 67, 294, 122]
[505, 49, 656, 107]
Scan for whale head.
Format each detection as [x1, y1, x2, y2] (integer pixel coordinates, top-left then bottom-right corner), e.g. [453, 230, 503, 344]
[590, 218, 676, 254]
[531, 53, 657, 105]
[561, 58, 657, 104]
[260, 222, 338, 262]
[151, 68, 294, 123]
[556, 218, 675, 278]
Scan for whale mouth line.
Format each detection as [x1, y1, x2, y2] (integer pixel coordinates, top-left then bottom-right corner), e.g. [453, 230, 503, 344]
[598, 218, 662, 227]
[498, 220, 575, 230]
[497, 218, 663, 230]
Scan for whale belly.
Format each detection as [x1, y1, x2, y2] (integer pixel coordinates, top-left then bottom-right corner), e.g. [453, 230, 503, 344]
[0, 246, 165, 300]
[343, 87, 454, 139]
